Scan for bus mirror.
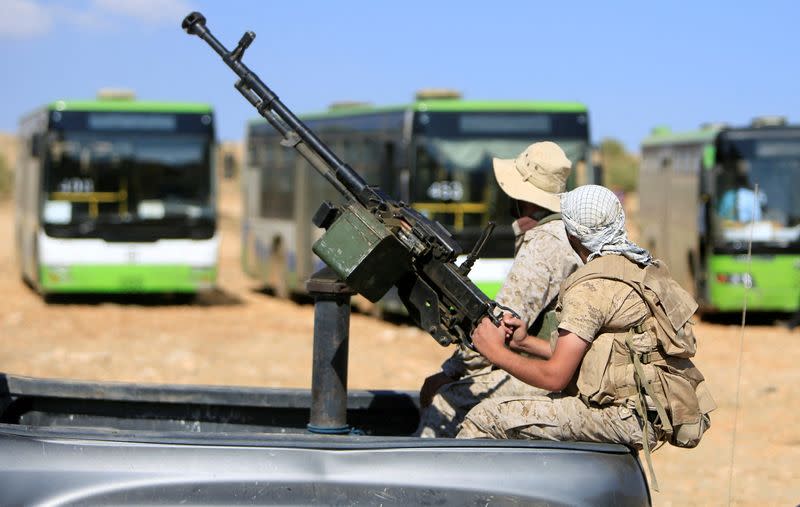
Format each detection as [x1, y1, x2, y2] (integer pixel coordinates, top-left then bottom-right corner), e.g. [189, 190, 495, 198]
[30, 133, 42, 158]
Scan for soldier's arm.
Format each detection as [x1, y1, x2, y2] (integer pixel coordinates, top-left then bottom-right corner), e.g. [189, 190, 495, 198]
[471, 320, 588, 392]
[434, 229, 566, 380]
[502, 314, 553, 359]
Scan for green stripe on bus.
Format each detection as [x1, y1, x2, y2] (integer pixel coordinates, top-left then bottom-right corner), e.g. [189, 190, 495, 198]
[641, 128, 719, 147]
[707, 254, 800, 312]
[413, 100, 587, 113]
[250, 100, 588, 123]
[48, 101, 214, 114]
[40, 265, 217, 293]
[475, 280, 504, 300]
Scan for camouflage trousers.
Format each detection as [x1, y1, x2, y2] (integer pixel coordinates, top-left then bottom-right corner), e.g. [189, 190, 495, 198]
[415, 369, 549, 438]
[456, 393, 659, 450]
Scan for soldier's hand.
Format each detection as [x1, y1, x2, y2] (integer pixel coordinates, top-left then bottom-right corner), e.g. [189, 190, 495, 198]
[502, 314, 529, 350]
[419, 371, 454, 408]
[471, 316, 509, 362]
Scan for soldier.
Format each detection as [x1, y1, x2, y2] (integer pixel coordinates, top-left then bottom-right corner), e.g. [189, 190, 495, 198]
[458, 184, 716, 491]
[416, 141, 582, 438]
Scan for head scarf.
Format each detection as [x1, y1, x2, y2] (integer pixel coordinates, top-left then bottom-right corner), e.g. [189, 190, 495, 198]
[560, 185, 653, 265]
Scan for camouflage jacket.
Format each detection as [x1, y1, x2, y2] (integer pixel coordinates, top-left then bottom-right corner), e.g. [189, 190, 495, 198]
[441, 218, 582, 378]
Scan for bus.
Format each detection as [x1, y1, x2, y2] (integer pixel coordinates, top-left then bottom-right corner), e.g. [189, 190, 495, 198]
[242, 91, 592, 310]
[15, 92, 219, 296]
[639, 117, 800, 313]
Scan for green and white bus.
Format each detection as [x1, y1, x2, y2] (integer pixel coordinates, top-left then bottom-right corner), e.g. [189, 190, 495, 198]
[15, 92, 219, 295]
[242, 91, 592, 309]
[639, 118, 800, 313]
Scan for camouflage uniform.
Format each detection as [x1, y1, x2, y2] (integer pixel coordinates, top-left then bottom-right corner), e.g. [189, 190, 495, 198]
[457, 277, 660, 448]
[416, 219, 581, 438]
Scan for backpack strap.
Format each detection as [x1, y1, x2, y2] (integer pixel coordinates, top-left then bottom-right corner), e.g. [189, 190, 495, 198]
[558, 255, 642, 307]
[561, 256, 689, 344]
[535, 213, 562, 228]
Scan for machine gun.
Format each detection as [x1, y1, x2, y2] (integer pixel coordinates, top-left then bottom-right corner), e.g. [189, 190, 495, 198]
[182, 12, 516, 348]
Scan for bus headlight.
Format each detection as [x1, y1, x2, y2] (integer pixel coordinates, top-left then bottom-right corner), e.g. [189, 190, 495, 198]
[716, 272, 754, 288]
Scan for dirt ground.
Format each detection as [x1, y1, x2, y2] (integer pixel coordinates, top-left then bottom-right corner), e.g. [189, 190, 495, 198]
[0, 183, 798, 506]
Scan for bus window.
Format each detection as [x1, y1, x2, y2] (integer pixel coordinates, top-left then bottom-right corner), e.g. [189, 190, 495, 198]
[412, 136, 587, 230]
[44, 133, 212, 226]
[714, 136, 800, 245]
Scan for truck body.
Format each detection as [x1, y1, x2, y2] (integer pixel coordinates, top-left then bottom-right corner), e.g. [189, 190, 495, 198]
[0, 373, 651, 506]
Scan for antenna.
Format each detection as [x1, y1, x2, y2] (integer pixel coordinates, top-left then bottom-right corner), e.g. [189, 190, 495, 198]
[459, 221, 496, 276]
[727, 183, 757, 506]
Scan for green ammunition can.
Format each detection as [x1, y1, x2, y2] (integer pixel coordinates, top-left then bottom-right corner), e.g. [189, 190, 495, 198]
[312, 203, 411, 302]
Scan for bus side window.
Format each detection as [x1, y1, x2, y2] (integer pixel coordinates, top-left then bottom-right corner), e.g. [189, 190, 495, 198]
[341, 139, 354, 169]
[381, 141, 395, 194]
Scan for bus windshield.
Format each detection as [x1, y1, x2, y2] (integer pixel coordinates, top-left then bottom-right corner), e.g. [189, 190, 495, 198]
[714, 133, 800, 248]
[411, 110, 589, 230]
[413, 136, 587, 229]
[43, 132, 213, 230]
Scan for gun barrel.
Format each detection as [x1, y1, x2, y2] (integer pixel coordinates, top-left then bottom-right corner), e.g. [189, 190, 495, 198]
[182, 12, 372, 204]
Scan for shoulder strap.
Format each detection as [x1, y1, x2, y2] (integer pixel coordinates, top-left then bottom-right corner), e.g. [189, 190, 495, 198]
[559, 256, 681, 340]
[535, 213, 562, 228]
[642, 262, 698, 331]
[559, 255, 640, 302]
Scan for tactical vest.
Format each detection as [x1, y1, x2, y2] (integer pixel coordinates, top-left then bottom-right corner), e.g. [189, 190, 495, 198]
[558, 255, 716, 491]
[558, 255, 716, 446]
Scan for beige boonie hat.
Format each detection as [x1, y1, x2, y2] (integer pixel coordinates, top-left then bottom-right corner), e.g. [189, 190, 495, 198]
[492, 141, 572, 212]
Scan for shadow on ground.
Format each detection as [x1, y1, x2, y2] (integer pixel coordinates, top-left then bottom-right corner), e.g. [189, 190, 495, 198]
[251, 286, 418, 328]
[699, 310, 799, 329]
[38, 287, 243, 307]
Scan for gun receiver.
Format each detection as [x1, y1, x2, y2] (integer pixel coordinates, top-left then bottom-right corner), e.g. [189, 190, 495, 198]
[182, 12, 513, 348]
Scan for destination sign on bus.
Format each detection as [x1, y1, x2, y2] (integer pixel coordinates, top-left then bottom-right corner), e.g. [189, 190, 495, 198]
[88, 113, 177, 131]
[459, 114, 551, 134]
[50, 111, 214, 134]
[755, 141, 800, 158]
[415, 112, 588, 138]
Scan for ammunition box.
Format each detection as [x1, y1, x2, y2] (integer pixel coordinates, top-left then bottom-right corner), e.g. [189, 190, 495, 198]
[312, 203, 410, 302]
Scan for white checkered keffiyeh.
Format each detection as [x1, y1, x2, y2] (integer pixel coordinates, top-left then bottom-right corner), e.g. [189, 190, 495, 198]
[560, 185, 653, 265]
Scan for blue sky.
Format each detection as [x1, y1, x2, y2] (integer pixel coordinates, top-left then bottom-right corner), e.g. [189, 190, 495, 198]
[1, 0, 798, 151]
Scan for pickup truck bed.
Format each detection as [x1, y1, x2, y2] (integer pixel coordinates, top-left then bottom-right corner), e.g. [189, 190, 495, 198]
[0, 373, 651, 506]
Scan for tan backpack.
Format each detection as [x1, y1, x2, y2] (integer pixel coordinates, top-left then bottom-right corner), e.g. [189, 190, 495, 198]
[559, 255, 716, 490]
